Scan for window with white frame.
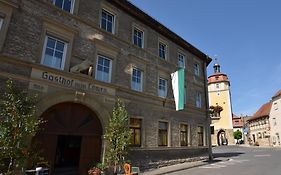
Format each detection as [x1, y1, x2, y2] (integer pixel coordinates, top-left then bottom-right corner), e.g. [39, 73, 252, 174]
[95, 55, 112, 83]
[41, 35, 67, 70]
[158, 78, 167, 98]
[0, 18, 3, 30]
[100, 9, 115, 33]
[194, 63, 200, 76]
[133, 28, 144, 48]
[52, 0, 75, 13]
[159, 42, 167, 59]
[195, 91, 202, 108]
[178, 53, 185, 68]
[131, 68, 143, 92]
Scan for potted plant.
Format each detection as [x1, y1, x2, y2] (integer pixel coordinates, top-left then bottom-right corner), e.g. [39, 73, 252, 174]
[88, 166, 101, 175]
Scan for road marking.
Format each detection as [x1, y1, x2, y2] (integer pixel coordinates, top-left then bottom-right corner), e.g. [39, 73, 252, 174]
[199, 159, 250, 169]
[254, 154, 271, 157]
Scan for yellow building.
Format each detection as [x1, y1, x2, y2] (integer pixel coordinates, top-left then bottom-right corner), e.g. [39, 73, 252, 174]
[208, 63, 234, 145]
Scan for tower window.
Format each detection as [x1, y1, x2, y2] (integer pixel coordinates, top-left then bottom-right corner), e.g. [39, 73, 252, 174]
[216, 83, 220, 89]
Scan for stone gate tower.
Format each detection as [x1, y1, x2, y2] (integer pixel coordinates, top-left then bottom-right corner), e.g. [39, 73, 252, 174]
[208, 63, 234, 145]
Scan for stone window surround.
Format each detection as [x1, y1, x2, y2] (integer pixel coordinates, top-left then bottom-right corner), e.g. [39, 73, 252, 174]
[179, 123, 190, 147]
[197, 125, 206, 146]
[51, 0, 80, 14]
[95, 54, 113, 83]
[178, 52, 186, 68]
[158, 77, 168, 98]
[131, 67, 143, 92]
[157, 71, 170, 98]
[195, 91, 202, 108]
[38, 18, 76, 71]
[158, 120, 170, 147]
[41, 35, 68, 70]
[194, 62, 200, 76]
[132, 23, 146, 49]
[92, 39, 118, 84]
[129, 117, 144, 147]
[127, 55, 147, 93]
[99, 5, 118, 35]
[158, 38, 168, 60]
[100, 9, 115, 33]
[0, 2, 13, 52]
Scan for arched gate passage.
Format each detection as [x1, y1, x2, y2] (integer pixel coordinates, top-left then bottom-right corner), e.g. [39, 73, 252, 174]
[217, 130, 228, 146]
[35, 102, 103, 175]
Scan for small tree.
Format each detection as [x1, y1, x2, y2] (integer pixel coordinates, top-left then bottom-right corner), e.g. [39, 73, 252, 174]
[233, 130, 242, 144]
[104, 99, 131, 174]
[0, 80, 44, 174]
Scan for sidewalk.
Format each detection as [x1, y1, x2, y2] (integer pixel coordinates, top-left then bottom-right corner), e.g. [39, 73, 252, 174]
[141, 158, 228, 175]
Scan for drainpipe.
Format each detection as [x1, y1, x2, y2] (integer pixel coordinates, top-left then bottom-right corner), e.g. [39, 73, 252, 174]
[203, 59, 213, 161]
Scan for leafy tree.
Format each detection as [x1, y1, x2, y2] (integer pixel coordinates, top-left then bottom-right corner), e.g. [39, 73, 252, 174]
[233, 130, 242, 143]
[104, 99, 131, 174]
[0, 79, 44, 174]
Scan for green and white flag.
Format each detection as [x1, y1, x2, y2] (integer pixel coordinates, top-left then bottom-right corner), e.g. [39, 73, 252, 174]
[171, 68, 185, 111]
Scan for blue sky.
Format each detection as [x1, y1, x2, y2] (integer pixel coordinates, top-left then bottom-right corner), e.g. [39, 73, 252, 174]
[129, 0, 281, 116]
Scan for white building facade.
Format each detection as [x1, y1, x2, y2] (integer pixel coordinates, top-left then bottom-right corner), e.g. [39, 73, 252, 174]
[270, 90, 281, 147]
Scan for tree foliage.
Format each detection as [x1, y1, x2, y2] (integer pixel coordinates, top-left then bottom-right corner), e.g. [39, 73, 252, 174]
[104, 99, 131, 172]
[0, 80, 44, 174]
[233, 130, 242, 140]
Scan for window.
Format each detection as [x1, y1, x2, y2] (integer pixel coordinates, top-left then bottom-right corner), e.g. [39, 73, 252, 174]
[194, 63, 200, 76]
[131, 68, 143, 92]
[0, 18, 3, 30]
[274, 102, 278, 110]
[52, 0, 75, 13]
[197, 126, 204, 146]
[130, 118, 142, 147]
[41, 36, 67, 70]
[216, 83, 220, 89]
[180, 124, 188, 146]
[133, 28, 144, 48]
[178, 53, 185, 68]
[159, 42, 167, 59]
[100, 9, 115, 33]
[158, 78, 167, 98]
[95, 55, 112, 83]
[195, 92, 202, 108]
[158, 122, 168, 146]
[210, 126, 214, 134]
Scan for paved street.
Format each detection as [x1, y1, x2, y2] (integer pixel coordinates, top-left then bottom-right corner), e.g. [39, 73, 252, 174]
[168, 146, 281, 175]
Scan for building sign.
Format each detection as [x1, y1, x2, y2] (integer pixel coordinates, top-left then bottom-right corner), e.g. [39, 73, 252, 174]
[30, 68, 115, 95]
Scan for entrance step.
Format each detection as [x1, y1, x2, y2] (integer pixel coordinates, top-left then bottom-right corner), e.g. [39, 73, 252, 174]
[54, 167, 79, 175]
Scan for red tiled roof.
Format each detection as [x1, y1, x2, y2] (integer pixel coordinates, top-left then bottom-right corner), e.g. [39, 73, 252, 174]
[208, 73, 229, 84]
[249, 102, 272, 121]
[272, 90, 281, 98]
[232, 113, 240, 119]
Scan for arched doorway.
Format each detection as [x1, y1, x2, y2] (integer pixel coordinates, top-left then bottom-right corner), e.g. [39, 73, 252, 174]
[34, 102, 103, 174]
[217, 130, 228, 146]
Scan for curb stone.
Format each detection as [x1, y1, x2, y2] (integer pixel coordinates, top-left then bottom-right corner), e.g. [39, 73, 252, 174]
[141, 158, 229, 175]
